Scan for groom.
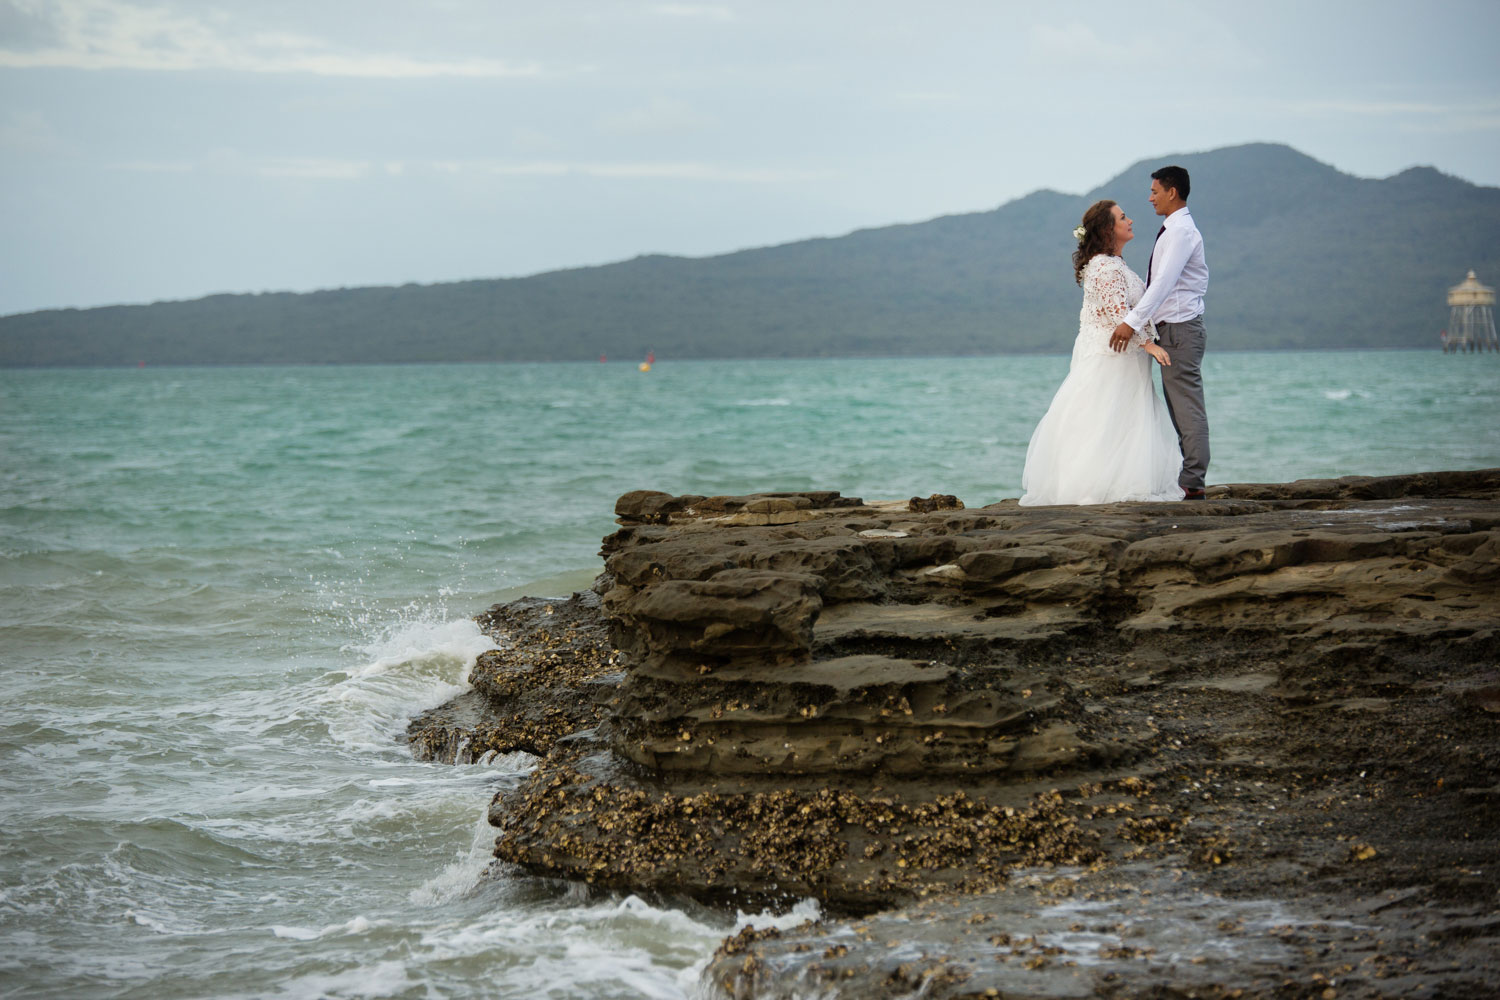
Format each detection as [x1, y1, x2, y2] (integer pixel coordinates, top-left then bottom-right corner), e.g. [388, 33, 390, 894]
[1109, 165, 1210, 499]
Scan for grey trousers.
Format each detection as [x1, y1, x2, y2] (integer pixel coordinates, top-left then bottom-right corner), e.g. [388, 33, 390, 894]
[1155, 315, 1210, 491]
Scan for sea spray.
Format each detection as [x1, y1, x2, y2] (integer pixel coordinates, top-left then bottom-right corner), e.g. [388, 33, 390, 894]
[318, 614, 494, 754]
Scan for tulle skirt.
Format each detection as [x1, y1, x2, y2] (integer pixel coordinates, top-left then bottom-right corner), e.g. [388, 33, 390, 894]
[1018, 348, 1185, 506]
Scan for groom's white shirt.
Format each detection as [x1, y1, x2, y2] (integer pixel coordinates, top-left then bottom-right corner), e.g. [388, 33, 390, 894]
[1123, 206, 1208, 331]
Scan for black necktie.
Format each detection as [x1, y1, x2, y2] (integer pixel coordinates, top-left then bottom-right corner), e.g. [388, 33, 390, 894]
[1145, 224, 1166, 288]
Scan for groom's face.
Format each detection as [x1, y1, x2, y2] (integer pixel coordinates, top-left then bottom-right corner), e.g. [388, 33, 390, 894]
[1148, 179, 1176, 216]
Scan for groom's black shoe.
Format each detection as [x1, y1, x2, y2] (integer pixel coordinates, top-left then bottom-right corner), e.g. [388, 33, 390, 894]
[1182, 488, 1206, 500]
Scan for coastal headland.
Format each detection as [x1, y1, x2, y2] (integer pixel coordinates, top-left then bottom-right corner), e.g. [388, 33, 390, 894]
[409, 469, 1500, 998]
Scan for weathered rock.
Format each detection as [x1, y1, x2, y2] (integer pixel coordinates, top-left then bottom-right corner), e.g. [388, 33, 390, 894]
[414, 471, 1500, 998]
[908, 493, 965, 513]
[704, 865, 1500, 999]
[614, 489, 863, 526]
[405, 591, 617, 762]
[491, 752, 1100, 911]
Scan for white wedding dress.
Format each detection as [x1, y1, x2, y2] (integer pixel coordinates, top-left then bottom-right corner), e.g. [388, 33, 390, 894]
[1018, 255, 1185, 506]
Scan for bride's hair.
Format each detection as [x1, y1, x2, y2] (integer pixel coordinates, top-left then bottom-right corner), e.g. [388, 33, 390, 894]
[1072, 199, 1118, 285]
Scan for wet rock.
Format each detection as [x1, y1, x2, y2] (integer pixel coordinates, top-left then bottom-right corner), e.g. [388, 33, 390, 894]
[614, 489, 863, 526]
[405, 591, 616, 763]
[703, 865, 1500, 999]
[908, 493, 965, 513]
[491, 754, 1100, 911]
[413, 469, 1500, 998]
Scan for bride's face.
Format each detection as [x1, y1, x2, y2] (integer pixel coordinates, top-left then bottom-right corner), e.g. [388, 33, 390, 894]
[1110, 204, 1134, 253]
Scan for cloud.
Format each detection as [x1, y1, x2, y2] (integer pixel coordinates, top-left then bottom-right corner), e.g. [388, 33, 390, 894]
[1026, 20, 1114, 65]
[108, 159, 194, 173]
[257, 158, 371, 180]
[1297, 98, 1494, 117]
[0, 109, 61, 152]
[599, 97, 716, 136]
[891, 91, 966, 108]
[1025, 14, 1262, 74]
[106, 152, 832, 185]
[649, 3, 735, 20]
[1284, 98, 1500, 133]
[0, 0, 543, 77]
[108, 153, 373, 179]
[508, 126, 562, 154]
[0, 0, 63, 49]
[482, 160, 834, 183]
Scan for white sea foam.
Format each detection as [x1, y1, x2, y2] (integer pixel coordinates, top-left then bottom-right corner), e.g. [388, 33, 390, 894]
[407, 888, 766, 1000]
[340, 616, 493, 682]
[316, 616, 493, 754]
[221, 781, 337, 804]
[329, 796, 416, 829]
[409, 810, 502, 907]
[733, 895, 822, 933]
[125, 909, 181, 935]
[270, 915, 380, 942]
[676, 897, 822, 996]
[273, 959, 412, 999]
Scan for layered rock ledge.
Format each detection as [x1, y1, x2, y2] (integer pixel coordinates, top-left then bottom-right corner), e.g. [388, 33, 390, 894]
[409, 470, 1500, 998]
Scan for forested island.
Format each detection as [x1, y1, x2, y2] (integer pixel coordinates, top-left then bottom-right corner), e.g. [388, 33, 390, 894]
[4, 143, 1497, 366]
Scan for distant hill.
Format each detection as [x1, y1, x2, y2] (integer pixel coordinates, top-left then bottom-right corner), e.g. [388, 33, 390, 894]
[3, 143, 1496, 366]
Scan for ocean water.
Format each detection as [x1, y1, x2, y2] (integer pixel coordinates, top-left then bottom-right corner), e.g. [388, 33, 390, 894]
[1, 352, 1496, 999]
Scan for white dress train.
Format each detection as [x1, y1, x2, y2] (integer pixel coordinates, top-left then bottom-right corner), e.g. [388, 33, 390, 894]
[1018, 255, 1185, 506]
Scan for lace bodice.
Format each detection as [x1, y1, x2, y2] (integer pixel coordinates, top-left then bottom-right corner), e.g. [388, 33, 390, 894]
[1076, 255, 1155, 360]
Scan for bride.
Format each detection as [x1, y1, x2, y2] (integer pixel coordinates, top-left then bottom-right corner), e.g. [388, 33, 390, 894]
[1018, 200, 1185, 506]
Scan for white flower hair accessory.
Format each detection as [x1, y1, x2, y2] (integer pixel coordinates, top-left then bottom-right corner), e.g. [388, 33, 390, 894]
[1072, 225, 1087, 243]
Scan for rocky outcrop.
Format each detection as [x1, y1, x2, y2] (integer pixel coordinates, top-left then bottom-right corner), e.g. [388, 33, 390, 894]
[406, 592, 617, 763]
[706, 861, 1500, 1000]
[411, 469, 1500, 998]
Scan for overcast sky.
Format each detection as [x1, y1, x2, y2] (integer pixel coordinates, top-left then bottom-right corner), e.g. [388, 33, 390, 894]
[2, 0, 1497, 316]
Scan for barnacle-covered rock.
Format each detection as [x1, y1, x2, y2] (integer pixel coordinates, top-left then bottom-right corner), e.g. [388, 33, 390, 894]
[413, 472, 1500, 997]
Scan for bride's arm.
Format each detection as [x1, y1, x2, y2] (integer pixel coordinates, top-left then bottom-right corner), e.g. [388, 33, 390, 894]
[1094, 260, 1159, 349]
[1088, 259, 1138, 334]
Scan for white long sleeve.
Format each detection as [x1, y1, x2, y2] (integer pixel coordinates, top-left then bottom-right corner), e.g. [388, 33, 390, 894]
[1077, 256, 1154, 359]
[1122, 207, 1207, 331]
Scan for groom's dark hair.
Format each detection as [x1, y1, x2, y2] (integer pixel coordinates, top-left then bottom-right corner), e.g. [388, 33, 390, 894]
[1151, 165, 1191, 201]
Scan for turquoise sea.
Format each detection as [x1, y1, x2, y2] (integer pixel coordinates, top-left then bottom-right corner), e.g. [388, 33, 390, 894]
[2, 353, 1497, 999]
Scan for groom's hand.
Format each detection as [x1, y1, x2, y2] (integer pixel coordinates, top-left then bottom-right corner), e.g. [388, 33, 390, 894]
[1109, 322, 1135, 352]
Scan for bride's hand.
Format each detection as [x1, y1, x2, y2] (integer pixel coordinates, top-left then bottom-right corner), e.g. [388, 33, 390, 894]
[1144, 342, 1171, 366]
